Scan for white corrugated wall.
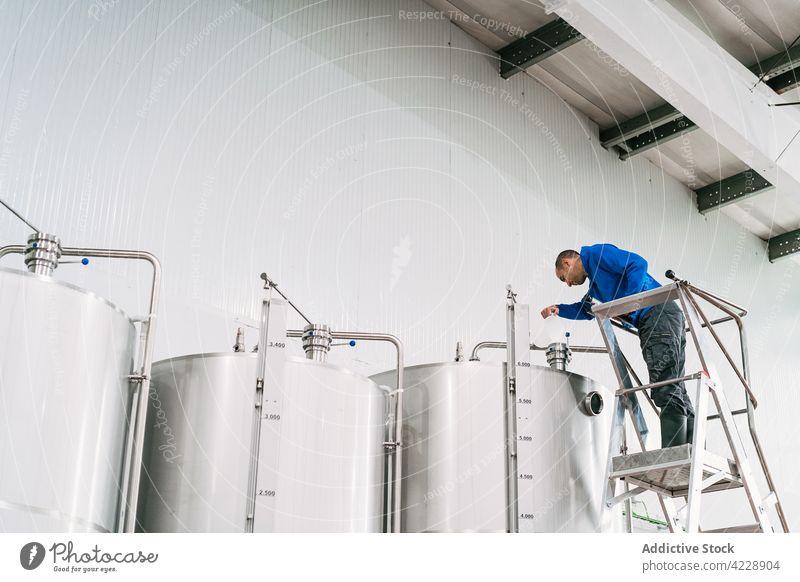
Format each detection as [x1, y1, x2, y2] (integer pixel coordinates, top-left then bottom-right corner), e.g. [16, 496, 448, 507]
[0, 0, 797, 530]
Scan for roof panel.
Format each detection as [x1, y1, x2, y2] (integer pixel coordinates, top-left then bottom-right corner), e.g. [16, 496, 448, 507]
[536, 41, 665, 121]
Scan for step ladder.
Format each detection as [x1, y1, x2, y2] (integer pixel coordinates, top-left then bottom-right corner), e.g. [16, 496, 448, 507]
[592, 272, 789, 534]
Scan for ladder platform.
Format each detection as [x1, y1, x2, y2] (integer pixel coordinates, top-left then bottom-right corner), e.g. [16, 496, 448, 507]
[611, 444, 742, 498]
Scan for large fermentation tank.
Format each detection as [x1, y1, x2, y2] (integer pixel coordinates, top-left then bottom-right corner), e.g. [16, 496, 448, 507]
[0, 267, 136, 533]
[371, 361, 620, 533]
[137, 353, 386, 532]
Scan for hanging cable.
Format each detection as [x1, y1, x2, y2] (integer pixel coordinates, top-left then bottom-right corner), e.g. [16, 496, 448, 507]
[0, 197, 41, 233]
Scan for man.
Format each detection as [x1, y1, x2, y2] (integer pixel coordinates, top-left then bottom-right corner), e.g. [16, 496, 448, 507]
[541, 244, 695, 448]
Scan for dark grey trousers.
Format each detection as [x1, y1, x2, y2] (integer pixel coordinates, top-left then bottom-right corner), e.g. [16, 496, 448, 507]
[637, 301, 695, 445]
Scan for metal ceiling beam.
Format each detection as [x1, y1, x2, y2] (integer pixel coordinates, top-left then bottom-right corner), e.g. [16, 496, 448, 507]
[765, 69, 800, 95]
[600, 44, 800, 155]
[548, 0, 800, 205]
[618, 117, 697, 160]
[752, 44, 800, 83]
[600, 103, 684, 149]
[768, 229, 800, 262]
[498, 18, 583, 79]
[695, 170, 772, 213]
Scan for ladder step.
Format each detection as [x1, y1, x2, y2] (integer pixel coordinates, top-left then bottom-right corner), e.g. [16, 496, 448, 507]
[702, 524, 763, 533]
[610, 444, 742, 498]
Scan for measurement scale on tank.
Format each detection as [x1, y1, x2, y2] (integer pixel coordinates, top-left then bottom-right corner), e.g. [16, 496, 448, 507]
[245, 279, 288, 533]
[505, 286, 536, 533]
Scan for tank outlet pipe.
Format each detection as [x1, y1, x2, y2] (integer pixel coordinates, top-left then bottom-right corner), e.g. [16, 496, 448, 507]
[0, 243, 161, 532]
[24, 232, 63, 275]
[545, 342, 572, 371]
[287, 328, 404, 533]
[301, 324, 332, 362]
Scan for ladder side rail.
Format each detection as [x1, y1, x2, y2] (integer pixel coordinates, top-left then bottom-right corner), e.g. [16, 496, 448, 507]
[675, 286, 716, 534]
[678, 285, 772, 533]
[676, 286, 713, 374]
[708, 384, 773, 533]
[596, 318, 683, 532]
[616, 336, 683, 532]
[687, 289, 789, 531]
[685, 377, 712, 534]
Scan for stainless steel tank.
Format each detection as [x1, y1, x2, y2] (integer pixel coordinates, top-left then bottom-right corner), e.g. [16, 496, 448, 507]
[0, 267, 136, 533]
[137, 353, 386, 532]
[370, 361, 621, 533]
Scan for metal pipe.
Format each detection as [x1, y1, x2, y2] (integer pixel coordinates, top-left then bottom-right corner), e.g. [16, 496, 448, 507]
[287, 328, 404, 533]
[469, 340, 606, 361]
[666, 270, 747, 316]
[0, 244, 25, 259]
[616, 373, 703, 396]
[68, 248, 161, 533]
[688, 285, 747, 317]
[707, 408, 749, 421]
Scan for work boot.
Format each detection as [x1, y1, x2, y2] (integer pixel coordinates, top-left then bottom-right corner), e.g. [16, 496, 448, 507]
[660, 412, 688, 448]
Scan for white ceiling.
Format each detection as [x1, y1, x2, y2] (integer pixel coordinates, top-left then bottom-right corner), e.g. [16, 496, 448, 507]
[425, 0, 800, 263]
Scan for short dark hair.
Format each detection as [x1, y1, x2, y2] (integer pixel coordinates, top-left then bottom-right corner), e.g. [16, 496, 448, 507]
[555, 249, 579, 269]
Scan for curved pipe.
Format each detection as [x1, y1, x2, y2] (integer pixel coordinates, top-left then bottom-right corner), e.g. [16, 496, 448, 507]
[0, 244, 25, 259]
[469, 340, 607, 361]
[287, 328, 404, 533]
[0, 244, 161, 533]
[470, 338, 661, 416]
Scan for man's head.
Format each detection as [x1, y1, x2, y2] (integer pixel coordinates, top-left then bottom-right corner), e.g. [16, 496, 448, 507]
[555, 249, 587, 287]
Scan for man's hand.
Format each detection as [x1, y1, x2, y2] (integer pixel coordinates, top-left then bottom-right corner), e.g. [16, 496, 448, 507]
[540, 305, 559, 319]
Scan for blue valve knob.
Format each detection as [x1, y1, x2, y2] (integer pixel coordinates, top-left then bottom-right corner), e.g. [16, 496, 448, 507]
[81, 258, 89, 265]
[349, 340, 356, 347]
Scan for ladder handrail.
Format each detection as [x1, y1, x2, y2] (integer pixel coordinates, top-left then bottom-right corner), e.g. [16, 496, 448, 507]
[682, 287, 758, 408]
[681, 285, 789, 533]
